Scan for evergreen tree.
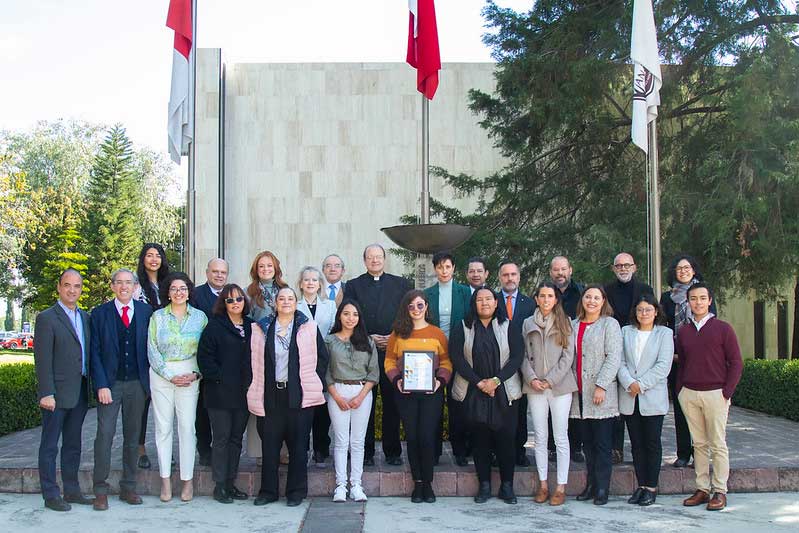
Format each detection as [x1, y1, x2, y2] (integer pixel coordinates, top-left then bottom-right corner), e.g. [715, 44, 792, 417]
[82, 125, 142, 307]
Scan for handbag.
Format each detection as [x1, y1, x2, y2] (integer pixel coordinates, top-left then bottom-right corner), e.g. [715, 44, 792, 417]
[464, 386, 502, 431]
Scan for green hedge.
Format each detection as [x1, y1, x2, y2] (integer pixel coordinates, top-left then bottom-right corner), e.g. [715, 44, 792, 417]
[733, 359, 799, 421]
[0, 363, 41, 436]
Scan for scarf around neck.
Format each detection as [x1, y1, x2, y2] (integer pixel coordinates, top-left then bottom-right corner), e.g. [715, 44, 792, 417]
[670, 279, 698, 334]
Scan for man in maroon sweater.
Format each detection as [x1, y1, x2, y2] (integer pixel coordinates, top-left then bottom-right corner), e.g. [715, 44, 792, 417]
[676, 283, 743, 511]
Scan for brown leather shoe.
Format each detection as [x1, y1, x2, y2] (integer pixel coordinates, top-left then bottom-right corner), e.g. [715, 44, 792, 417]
[707, 492, 727, 511]
[119, 490, 143, 505]
[683, 490, 710, 507]
[93, 494, 109, 511]
[549, 490, 566, 506]
[533, 486, 549, 504]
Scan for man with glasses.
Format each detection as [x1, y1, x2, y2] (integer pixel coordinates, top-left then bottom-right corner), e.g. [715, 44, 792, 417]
[190, 258, 230, 466]
[322, 254, 346, 306]
[605, 252, 654, 465]
[89, 268, 154, 510]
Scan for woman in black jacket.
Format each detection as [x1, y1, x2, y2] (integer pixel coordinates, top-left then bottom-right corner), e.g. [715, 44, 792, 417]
[197, 283, 254, 503]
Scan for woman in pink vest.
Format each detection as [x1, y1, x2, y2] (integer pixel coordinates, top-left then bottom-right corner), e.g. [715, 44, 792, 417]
[247, 287, 329, 507]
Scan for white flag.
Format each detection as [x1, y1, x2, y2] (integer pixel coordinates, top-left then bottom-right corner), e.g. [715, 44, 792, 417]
[631, 0, 662, 153]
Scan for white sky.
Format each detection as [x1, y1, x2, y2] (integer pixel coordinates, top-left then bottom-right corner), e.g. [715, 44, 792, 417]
[0, 0, 532, 156]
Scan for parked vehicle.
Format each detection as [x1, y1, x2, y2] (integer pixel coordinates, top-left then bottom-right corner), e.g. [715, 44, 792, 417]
[1, 332, 33, 350]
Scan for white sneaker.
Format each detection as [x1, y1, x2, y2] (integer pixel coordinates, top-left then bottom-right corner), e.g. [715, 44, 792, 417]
[333, 484, 347, 503]
[349, 484, 367, 502]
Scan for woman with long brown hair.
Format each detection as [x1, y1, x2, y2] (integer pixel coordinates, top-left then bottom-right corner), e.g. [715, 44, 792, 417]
[246, 251, 289, 322]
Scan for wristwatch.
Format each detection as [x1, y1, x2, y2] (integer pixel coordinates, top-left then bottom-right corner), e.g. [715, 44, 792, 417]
[492, 376, 501, 386]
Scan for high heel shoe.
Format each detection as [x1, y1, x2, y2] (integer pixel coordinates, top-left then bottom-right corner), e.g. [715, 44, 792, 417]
[181, 480, 194, 502]
[160, 477, 172, 502]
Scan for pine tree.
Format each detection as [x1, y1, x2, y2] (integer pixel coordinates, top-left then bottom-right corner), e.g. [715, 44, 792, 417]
[82, 125, 142, 308]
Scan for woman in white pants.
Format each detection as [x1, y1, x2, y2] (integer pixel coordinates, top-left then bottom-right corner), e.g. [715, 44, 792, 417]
[521, 281, 578, 506]
[324, 299, 378, 502]
[147, 272, 208, 502]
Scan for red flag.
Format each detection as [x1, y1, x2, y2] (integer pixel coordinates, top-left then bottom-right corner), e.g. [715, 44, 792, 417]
[406, 0, 441, 100]
[167, 0, 193, 164]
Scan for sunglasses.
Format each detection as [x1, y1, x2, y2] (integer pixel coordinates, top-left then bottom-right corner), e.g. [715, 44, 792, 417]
[407, 302, 426, 311]
[225, 296, 245, 304]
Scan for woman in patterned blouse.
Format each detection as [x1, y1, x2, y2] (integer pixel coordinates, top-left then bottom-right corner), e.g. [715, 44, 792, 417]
[245, 251, 289, 322]
[147, 272, 208, 503]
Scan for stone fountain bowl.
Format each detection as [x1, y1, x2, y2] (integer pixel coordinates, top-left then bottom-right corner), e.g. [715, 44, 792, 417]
[380, 224, 476, 255]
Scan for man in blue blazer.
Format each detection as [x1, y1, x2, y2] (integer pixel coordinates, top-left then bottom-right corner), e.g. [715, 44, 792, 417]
[34, 268, 94, 512]
[424, 251, 472, 466]
[90, 268, 153, 510]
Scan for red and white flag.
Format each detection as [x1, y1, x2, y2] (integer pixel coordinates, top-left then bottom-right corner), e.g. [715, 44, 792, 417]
[167, 0, 193, 164]
[631, 0, 662, 153]
[406, 0, 441, 100]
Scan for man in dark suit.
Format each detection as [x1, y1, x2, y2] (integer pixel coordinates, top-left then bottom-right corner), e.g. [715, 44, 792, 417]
[498, 261, 535, 466]
[344, 244, 412, 466]
[322, 254, 346, 307]
[424, 251, 472, 466]
[189, 257, 229, 466]
[34, 268, 94, 512]
[604, 252, 654, 465]
[89, 268, 153, 510]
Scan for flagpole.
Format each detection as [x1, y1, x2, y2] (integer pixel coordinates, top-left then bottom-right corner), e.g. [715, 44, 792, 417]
[648, 118, 662, 293]
[421, 96, 430, 225]
[186, 0, 198, 277]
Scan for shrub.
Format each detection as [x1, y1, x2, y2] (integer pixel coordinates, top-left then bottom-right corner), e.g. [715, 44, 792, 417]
[0, 363, 41, 436]
[733, 359, 799, 421]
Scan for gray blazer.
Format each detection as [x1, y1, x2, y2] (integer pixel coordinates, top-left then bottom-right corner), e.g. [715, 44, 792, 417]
[34, 303, 91, 409]
[297, 298, 337, 337]
[520, 313, 577, 397]
[569, 316, 622, 420]
[617, 325, 673, 416]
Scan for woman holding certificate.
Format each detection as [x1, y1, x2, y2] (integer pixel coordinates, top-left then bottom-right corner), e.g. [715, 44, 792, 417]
[449, 288, 524, 505]
[384, 290, 452, 504]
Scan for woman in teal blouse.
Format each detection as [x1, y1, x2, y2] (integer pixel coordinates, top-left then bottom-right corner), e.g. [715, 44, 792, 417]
[148, 272, 208, 503]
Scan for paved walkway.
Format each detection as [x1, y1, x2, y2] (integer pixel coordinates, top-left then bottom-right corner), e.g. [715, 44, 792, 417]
[0, 404, 797, 496]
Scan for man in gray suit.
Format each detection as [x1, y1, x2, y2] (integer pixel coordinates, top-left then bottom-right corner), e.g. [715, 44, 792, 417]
[34, 268, 94, 511]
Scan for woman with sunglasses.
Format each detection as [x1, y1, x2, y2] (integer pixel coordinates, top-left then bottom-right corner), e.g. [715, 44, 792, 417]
[197, 284, 253, 504]
[384, 290, 452, 504]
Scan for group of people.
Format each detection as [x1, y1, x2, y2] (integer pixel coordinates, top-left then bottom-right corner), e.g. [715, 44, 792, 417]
[33, 243, 743, 513]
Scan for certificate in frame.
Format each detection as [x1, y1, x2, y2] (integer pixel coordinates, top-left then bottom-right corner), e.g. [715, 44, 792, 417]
[402, 350, 435, 392]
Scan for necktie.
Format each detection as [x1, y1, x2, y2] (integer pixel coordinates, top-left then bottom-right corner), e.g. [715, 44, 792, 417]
[122, 305, 130, 328]
[328, 285, 336, 301]
[505, 295, 513, 320]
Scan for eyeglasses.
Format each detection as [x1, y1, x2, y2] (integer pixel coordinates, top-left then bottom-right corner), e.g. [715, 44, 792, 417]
[636, 307, 655, 315]
[407, 302, 426, 311]
[112, 280, 135, 286]
[613, 263, 634, 270]
[225, 296, 245, 304]
[169, 287, 189, 293]
[324, 263, 343, 269]
[675, 265, 694, 272]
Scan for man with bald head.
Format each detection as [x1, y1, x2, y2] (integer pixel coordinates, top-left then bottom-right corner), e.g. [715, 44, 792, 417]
[190, 257, 230, 465]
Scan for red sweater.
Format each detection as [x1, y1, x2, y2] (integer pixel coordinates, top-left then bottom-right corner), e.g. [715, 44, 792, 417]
[676, 317, 743, 400]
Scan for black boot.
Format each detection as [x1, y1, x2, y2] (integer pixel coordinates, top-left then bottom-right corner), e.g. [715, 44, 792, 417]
[422, 482, 436, 503]
[411, 482, 424, 503]
[497, 481, 517, 504]
[638, 489, 657, 506]
[576, 484, 595, 501]
[628, 487, 645, 504]
[474, 481, 491, 503]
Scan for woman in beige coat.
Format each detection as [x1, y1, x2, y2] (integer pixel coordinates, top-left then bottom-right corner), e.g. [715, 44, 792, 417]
[521, 281, 577, 506]
[570, 285, 622, 506]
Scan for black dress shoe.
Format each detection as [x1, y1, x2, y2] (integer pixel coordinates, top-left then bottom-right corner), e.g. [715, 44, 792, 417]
[516, 454, 531, 467]
[576, 485, 595, 501]
[455, 455, 469, 467]
[571, 451, 585, 463]
[411, 482, 424, 503]
[286, 497, 303, 507]
[474, 481, 491, 503]
[363, 456, 375, 467]
[593, 489, 609, 505]
[638, 489, 657, 506]
[628, 487, 645, 505]
[386, 455, 403, 466]
[422, 482, 436, 503]
[199, 453, 212, 467]
[498, 481, 517, 504]
[672, 457, 690, 468]
[44, 497, 71, 512]
[213, 485, 233, 504]
[253, 494, 278, 506]
[64, 493, 94, 505]
[137, 454, 151, 469]
[227, 485, 249, 500]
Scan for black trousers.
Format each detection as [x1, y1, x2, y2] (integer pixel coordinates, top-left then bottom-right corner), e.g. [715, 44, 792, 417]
[513, 394, 528, 459]
[580, 417, 614, 493]
[624, 398, 664, 488]
[39, 379, 88, 500]
[257, 389, 314, 500]
[207, 407, 249, 485]
[365, 350, 402, 459]
[472, 401, 517, 484]
[435, 382, 471, 458]
[668, 361, 693, 461]
[311, 404, 331, 457]
[395, 388, 444, 482]
[196, 384, 212, 458]
[612, 416, 625, 454]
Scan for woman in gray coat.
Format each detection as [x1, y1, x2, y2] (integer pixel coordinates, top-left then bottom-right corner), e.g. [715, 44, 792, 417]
[570, 285, 622, 505]
[618, 293, 673, 506]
